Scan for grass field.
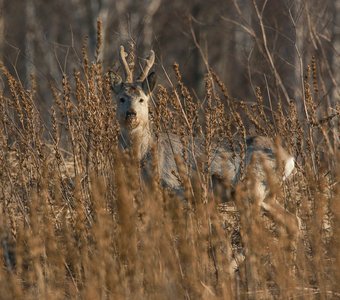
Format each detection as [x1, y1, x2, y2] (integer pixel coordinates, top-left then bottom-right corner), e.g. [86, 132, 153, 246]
[0, 38, 339, 299]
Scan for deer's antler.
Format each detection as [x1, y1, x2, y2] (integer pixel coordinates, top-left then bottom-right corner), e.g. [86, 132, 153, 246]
[119, 45, 133, 83]
[137, 50, 155, 82]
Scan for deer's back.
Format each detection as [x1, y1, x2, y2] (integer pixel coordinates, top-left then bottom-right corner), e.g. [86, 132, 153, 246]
[144, 134, 294, 192]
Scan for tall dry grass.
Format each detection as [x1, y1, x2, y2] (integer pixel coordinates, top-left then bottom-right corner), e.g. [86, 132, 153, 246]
[0, 32, 339, 299]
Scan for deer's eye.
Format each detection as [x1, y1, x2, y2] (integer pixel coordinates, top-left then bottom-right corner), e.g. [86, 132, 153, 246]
[120, 98, 125, 103]
[139, 98, 144, 103]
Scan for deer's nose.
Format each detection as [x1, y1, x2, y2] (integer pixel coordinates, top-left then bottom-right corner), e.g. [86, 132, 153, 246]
[126, 109, 137, 118]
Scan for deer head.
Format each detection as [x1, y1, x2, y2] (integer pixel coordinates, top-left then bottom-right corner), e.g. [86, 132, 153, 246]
[111, 46, 156, 135]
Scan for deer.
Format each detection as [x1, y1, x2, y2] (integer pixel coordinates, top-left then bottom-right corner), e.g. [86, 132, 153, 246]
[111, 46, 300, 276]
[110, 46, 296, 206]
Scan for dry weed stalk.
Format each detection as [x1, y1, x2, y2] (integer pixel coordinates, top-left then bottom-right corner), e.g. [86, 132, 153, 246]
[0, 33, 338, 300]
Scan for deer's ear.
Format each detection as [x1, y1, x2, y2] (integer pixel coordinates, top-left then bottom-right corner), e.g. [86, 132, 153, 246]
[110, 72, 123, 94]
[142, 72, 157, 95]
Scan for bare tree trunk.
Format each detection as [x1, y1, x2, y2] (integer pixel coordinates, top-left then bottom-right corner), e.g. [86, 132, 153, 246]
[143, 0, 161, 48]
[84, 0, 111, 62]
[85, 0, 97, 59]
[251, 0, 297, 107]
[330, 0, 340, 146]
[3, 0, 27, 83]
[191, 3, 204, 96]
[0, 0, 4, 64]
[331, 0, 340, 104]
[115, 0, 130, 42]
[25, 0, 35, 86]
[293, 0, 306, 118]
[97, 0, 110, 62]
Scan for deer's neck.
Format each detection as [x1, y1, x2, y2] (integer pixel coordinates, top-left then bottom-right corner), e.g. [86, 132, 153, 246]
[120, 124, 152, 160]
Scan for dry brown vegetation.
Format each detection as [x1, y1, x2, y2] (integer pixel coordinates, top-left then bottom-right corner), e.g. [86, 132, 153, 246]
[0, 28, 339, 299]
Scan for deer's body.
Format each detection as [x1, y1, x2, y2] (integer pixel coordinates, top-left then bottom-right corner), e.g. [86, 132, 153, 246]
[119, 129, 294, 194]
[112, 46, 295, 197]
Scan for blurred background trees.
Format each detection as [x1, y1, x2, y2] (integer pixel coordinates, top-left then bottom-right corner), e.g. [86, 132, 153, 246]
[0, 0, 339, 118]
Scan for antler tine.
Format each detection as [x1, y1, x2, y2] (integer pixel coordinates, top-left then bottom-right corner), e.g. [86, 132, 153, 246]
[119, 45, 133, 83]
[137, 50, 155, 82]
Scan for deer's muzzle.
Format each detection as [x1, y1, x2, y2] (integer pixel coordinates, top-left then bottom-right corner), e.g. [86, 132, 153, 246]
[126, 110, 136, 119]
[125, 109, 139, 128]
